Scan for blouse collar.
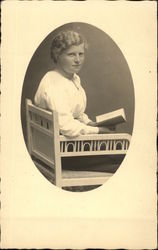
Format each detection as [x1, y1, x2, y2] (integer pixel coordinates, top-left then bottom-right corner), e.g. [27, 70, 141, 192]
[72, 74, 81, 90]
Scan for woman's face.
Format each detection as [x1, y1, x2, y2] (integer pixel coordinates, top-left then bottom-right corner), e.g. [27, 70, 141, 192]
[57, 43, 85, 77]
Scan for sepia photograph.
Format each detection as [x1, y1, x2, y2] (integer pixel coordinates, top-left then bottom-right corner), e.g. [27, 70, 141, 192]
[21, 22, 134, 192]
[1, 1, 157, 249]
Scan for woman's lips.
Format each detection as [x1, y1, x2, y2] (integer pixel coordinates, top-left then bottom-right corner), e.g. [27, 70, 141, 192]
[72, 64, 81, 67]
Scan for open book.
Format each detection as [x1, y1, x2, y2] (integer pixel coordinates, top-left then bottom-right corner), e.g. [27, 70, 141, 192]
[96, 108, 126, 127]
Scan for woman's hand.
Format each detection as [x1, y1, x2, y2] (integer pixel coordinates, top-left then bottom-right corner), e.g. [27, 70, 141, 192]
[106, 125, 116, 131]
[87, 121, 98, 127]
[88, 121, 117, 133]
[98, 127, 112, 134]
[98, 126, 116, 134]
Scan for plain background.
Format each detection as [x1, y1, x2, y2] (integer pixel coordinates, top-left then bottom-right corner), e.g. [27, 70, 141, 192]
[21, 22, 134, 144]
[1, 1, 157, 249]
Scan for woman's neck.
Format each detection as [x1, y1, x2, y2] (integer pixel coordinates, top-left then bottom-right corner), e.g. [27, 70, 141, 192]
[55, 67, 74, 80]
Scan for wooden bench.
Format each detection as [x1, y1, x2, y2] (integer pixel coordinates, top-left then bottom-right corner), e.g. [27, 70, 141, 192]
[26, 99, 131, 188]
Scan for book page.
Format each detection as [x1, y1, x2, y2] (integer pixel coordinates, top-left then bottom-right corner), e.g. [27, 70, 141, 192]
[1, 1, 157, 249]
[96, 108, 126, 124]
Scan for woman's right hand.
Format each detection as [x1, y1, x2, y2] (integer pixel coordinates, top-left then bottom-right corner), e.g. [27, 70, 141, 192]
[98, 127, 114, 134]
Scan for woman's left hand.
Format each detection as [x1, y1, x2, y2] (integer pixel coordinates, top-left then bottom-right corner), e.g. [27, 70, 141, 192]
[88, 121, 117, 131]
[106, 125, 116, 131]
[87, 121, 98, 127]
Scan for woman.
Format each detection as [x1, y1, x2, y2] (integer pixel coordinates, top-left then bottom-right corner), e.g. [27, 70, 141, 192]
[34, 30, 114, 137]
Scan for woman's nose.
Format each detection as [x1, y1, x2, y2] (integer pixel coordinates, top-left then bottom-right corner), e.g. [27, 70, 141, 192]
[74, 54, 80, 63]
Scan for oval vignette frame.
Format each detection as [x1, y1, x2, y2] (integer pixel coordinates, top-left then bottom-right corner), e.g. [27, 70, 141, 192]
[21, 22, 135, 192]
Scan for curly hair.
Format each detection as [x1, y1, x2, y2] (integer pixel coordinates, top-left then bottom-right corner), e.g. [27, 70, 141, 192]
[50, 30, 88, 63]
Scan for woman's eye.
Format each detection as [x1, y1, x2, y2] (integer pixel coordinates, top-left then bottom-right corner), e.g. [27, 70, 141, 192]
[67, 53, 75, 56]
[67, 52, 84, 57]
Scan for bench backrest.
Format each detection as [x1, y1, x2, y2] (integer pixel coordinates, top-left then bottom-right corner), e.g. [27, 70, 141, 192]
[25, 99, 61, 170]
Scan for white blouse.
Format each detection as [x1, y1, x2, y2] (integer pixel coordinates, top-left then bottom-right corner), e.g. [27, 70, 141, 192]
[34, 70, 99, 137]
